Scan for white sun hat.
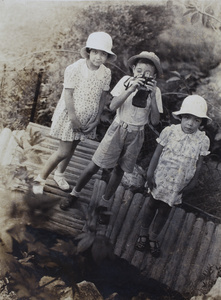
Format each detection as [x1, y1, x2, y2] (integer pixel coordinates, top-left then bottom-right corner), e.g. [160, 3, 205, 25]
[172, 95, 211, 120]
[80, 32, 117, 63]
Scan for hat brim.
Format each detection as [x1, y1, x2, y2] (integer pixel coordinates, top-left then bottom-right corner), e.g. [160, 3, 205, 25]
[172, 110, 211, 120]
[80, 47, 117, 63]
[128, 54, 163, 77]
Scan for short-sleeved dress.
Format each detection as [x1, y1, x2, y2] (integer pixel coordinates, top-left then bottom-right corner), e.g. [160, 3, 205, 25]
[151, 124, 210, 206]
[50, 59, 111, 141]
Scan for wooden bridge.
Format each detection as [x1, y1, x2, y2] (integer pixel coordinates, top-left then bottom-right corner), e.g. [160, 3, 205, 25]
[0, 122, 221, 297]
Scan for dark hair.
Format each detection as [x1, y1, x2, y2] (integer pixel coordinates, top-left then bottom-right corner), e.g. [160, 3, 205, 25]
[180, 114, 208, 127]
[86, 47, 110, 59]
[133, 58, 157, 75]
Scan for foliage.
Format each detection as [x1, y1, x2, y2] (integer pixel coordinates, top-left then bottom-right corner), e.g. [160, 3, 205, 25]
[183, 0, 221, 30]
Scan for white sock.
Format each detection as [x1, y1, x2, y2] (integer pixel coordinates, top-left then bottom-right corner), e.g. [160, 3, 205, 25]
[70, 187, 80, 197]
[35, 174, 46, 185]
[54, 170, 64, 177]
[100, 195, 110, 208]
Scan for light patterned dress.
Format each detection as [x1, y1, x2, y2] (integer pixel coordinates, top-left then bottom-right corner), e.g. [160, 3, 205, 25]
[50, 59, 111, 141]
[151, 124, 210, 206]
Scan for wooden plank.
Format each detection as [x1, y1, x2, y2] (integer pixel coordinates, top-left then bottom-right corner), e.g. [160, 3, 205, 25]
[106, 185, 125, 240]
[185, 221, 215, 292]
[111, 189, 134, 246]
[173, 217, 205, 293]
[121, 195, 148, 262]
[114, 193, 144, 257]
[147, 207, 185, 281]
[201, 224, 221, 282]
[162, 212, 196, 288]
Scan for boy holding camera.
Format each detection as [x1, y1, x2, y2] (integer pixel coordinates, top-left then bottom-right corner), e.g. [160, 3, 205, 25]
[60, 51, 163, 225]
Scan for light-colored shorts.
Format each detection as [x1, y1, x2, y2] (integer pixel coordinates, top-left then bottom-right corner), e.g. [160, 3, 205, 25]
[92, 120, 144, 173]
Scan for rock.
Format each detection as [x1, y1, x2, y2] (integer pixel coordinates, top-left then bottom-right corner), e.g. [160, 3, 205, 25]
[73, 281, 103, 300]
[190, 277, 221, 299]
[121, 165, 146, 190]
[39, 276, 73, 299]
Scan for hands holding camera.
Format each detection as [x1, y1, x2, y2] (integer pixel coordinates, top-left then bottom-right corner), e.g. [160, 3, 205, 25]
[128, 74, 156, 95]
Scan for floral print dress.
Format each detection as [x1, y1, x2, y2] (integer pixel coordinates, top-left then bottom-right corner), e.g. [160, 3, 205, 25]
[151, 124, 210, 206]
[50, 59, 111, 141]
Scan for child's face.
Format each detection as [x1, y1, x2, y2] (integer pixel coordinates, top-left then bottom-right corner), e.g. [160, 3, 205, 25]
[132, 63, 156, 79]
[88, 49, 108, 69]
[181, 114, 202, 134]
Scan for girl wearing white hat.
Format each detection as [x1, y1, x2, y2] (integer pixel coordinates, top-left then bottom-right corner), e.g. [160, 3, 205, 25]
[33, 32, 116, 195]
[136, 95, 211, 257]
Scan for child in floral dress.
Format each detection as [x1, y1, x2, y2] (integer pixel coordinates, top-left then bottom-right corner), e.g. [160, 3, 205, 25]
[33, 32, 116, 194]
[135, 95, 211, 257]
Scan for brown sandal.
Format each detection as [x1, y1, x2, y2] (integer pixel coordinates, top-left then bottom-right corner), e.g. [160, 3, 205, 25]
[95, 206, 112, 225]
[149, 240, 161, 258]
[60, 194, 78, 211]
[135, 235, 149, 252]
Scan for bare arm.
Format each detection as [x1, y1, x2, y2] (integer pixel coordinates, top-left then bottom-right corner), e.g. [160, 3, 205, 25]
[109, 77, 146, 111]
[146, 143, 164, 190]
[147, 80, 160, 126]
[149, 92, 160, 126]
[64, 88, 81, 129]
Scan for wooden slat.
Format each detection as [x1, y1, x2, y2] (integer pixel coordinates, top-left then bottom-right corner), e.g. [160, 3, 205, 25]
[187, 221, 215, 290]
[111, 189, 134, 246]
[114, 193, 143, 257]
[163, 212, 196, 288]
[147, 207, 184, 281]
[174, 217, 205, 293]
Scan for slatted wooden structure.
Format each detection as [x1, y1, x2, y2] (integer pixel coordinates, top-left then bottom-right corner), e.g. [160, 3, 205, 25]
[0, 122, 221, 296]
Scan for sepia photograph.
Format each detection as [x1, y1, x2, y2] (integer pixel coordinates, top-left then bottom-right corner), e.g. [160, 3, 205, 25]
[0, 0, 221, 299]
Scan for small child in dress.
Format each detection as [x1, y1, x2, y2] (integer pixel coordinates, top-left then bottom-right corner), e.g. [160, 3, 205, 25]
[135, 95, 211, 258]
[33, 32, 116, 194]
[60, 51, 163, 222]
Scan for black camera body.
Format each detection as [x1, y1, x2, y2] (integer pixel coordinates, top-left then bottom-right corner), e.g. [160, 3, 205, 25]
[139, 75, 154, 89]
[132, 76, 154, 108]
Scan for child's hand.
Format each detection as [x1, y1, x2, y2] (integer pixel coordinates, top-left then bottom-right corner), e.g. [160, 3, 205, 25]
[129, 76, 147, 92]
[82, 120, 98, 134]
[145, 79, 157, 95]
[69, 117, 82, 132]
[146, 173, 156, 191]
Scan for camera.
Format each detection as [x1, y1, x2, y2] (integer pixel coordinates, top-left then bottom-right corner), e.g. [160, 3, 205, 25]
[132, 76, 154, 108]
[140, 75, 154, 89]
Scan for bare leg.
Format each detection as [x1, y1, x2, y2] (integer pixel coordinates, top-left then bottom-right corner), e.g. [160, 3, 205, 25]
[150, 201, 171, 239]
[104, 164, 124, 200]
[140, 195, 158, 234]
[56, 140, 80, 173]
[40, 140, 79, 180]
[75, 161, 100, 192]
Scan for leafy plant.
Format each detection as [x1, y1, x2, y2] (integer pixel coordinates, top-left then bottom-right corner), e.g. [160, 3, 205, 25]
[184, 1, 221, 29]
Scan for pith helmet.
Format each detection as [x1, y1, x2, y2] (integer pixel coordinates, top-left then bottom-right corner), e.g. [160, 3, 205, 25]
[127, 51, 163, 76]
[80, 32, 117, 62]
[172, 95, 211, 120]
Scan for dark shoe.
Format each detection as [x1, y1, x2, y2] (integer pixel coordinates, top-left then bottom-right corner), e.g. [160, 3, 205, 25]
[135, 235, 149, 252]
[95, 206, 112, 225]
[149, 240, 161, 258]
[60, 194, 78, 211]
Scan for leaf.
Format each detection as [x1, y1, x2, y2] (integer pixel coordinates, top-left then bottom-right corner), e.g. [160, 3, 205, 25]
[170, 71, 181, 77]
[51, 239, 76, 256]
[27, 240, 49, 257]
[191, 12, 200, 24]
[76, 232, 95, 254]
[184, 73, 192, 80]
[183, 8, 196, 16]
[166, 77, 181, 83]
